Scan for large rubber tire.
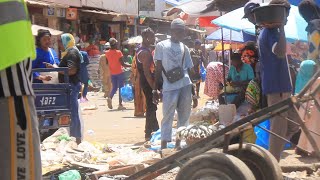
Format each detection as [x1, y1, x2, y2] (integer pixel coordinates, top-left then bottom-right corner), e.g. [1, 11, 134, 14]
[175, 152, 256, 180]
[227, 143, 283, 180]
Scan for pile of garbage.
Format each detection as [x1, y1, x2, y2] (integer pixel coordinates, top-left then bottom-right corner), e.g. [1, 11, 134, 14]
[41, 128, 161, 179]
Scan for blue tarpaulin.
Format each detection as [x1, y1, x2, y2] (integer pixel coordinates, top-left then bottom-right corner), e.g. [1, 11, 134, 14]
[212, 4, 308, 43]
[206, 28, 256, 43]
[288, 0, 320, 6]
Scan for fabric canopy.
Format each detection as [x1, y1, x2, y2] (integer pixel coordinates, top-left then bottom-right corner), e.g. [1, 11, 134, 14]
[163, 0, 220, 17]
[214, 43, 244, 51]
[212, 4, 308, 43]
[206, 28, 255, 43]
[163, 0, 191, 6]
[199, 16, 218, 27]
[31, 25, 63, 36]
[288, 0, 320, 6]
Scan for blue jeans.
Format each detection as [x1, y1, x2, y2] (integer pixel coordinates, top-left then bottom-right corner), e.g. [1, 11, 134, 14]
[70, 82, 82, 138]
[161, 85, 192, 142]
[110, 73, 124, 104]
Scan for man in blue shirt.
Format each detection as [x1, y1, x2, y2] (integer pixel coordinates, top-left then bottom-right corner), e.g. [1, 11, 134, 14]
[258, 0, 299, 161]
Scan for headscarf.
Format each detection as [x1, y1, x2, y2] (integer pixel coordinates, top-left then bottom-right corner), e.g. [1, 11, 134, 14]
[295, 60, 316, 94]
[61, 33, 83, 63]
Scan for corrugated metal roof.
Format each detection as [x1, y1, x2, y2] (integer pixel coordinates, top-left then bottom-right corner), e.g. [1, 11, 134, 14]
[163, 0, 220, 17]
[80, 9, 121, 16]
[26, 0, 68, 8]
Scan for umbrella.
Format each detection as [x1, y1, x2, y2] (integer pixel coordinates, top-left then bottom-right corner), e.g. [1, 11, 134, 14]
[212, 4, 308, 42]
[31, 24, 63, 36]
[206, 28, 255, 43]
[288, 0, 320, 6]
[214, 42, 244, 51]
[123, 36, 142, 45]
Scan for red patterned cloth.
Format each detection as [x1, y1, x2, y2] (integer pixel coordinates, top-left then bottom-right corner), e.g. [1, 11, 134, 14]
[204, 62, 229, 99]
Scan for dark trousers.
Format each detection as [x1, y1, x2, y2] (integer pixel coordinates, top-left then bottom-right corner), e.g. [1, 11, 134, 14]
[195, 82, 200, 96]
[142, 84, 159, 139]
[110, 73, 124, 105]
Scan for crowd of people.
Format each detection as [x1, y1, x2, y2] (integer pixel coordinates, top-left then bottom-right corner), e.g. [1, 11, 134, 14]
[0, 0, 319, 178]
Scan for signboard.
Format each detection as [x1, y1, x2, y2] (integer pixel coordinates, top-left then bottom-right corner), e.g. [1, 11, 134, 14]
[127, 16, 135, 25]
[139, 0, 155, 11]
[46, 7, 55, 16]
[44, 7, 66, 18]
[66, 8, 78, 20]
[56, 8, 66, 18]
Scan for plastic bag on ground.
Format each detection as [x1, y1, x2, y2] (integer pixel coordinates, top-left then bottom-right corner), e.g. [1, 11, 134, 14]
[58, 170, 81, 180]
[120, 84, 134, 102]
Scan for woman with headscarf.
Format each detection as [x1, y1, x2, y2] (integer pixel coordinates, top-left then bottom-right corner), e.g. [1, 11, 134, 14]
[32, 29, 60, 83]
[295, 60, 319, 156]
[47, 33, 83, 144]
[299, 0, 320, 60]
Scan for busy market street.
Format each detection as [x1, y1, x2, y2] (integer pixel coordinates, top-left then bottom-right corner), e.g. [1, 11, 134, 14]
[1, 0, 320, 179]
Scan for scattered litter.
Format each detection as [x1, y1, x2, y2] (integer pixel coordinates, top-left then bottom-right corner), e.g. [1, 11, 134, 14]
[58, 170, 81, 180]
[81, 104, 98, 111]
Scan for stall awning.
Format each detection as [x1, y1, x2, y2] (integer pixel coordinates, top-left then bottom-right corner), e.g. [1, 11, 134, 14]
[31, 24, 63, 36]
[163, 0, 192, 6]
[26, 0, 68, 8]
[80, 9, 121, 16]
[163, 0, 220, 17]
[199, 16, 218, 27]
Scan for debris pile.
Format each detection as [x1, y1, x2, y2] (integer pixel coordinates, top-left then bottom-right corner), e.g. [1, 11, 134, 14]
[41, 128, 160, 179]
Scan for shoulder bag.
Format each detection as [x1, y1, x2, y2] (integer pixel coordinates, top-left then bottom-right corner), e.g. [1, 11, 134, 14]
[162, 45, 186, 83]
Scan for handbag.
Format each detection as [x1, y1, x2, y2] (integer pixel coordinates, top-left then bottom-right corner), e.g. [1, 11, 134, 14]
[162, 45, 186, 83]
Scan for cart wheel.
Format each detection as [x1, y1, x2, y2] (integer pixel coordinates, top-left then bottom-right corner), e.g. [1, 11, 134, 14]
[175, 152, 255, 180]
[227, 143, 283, 180]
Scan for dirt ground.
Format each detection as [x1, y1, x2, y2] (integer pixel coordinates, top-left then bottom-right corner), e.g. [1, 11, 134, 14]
[80, 85, 319, 179]
[81, 86, 209, 144]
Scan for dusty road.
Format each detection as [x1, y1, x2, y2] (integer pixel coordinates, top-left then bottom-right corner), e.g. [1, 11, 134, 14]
[81, 85, 208, 144]
[81, 92, 162, 144]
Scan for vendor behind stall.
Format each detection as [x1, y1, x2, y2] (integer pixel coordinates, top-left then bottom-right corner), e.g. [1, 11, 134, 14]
[220, 52, 254, 107]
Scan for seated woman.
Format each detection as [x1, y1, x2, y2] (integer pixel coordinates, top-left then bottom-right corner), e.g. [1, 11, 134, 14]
[220, 52, 254, 107]
[32, 29, 60, 83]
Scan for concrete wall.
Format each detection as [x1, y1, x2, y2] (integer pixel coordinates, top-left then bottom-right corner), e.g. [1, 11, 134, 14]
[82, 0, 139, 15]
[82, 0, 170, 19]
[139, 0, 170, 19]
